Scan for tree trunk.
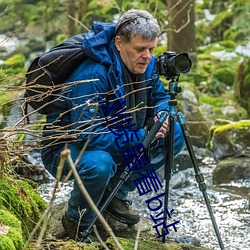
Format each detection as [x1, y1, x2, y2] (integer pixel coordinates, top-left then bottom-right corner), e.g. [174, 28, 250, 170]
[78, 0, 88, 20]
[167, 0, 196, 62]
[67, 0, 77, 36]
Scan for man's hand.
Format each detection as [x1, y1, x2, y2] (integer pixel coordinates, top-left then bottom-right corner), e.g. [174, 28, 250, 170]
[154, 111, 169, 139]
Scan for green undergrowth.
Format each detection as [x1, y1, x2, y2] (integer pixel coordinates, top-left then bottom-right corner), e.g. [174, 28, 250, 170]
[0, 209, 24, 250]
[0, 173, 47, 249]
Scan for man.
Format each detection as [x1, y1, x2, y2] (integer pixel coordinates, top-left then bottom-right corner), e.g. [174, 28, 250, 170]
[41, 9, 185, 241]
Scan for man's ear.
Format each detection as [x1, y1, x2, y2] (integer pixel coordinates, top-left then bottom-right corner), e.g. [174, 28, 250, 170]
[115, 36, 122, 51]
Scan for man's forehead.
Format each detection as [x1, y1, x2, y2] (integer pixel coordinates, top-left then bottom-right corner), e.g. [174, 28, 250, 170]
[129, 35, 157, 46]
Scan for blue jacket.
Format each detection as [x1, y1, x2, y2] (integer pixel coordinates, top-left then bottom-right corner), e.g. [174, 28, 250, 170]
[44, 21, 170, 155]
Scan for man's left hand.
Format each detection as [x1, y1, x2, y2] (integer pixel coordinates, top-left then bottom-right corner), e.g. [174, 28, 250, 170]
[154, 112, 169, 139]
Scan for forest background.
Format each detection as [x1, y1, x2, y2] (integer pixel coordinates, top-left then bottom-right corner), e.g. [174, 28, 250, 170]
[0, 0, 250, 124]
[0, 0, 250, 249]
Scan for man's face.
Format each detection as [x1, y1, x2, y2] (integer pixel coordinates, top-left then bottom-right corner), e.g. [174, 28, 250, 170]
[115, 35, 157, 74]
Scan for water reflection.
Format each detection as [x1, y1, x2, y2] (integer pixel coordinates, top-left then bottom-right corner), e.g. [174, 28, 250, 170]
[38, 157, 250, 250]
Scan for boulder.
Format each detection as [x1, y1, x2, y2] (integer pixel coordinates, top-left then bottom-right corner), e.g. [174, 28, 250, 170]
[209, 119, 250, 160]
[42, 201, 212, 250]
[213, 157, 250, 184]
[179, 100, 211, 148]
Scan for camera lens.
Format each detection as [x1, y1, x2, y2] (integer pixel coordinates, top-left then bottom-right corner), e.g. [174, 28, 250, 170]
[156, 51, 192, 79]
[174, 53, 192, 73]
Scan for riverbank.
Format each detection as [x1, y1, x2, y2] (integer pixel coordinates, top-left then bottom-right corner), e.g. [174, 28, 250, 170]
[38, 155, 250, 250]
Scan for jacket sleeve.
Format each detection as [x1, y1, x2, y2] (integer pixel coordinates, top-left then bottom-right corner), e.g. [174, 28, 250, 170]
[65, 60, 146, 154]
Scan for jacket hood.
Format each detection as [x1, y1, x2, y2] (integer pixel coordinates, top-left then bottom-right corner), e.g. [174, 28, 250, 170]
[82, 21, 116, 65]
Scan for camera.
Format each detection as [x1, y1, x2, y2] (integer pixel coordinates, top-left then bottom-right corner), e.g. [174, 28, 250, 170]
[156, 51, 192, 79]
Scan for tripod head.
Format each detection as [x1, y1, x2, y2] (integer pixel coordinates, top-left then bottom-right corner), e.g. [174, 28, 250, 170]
[168, 76, 182, 100]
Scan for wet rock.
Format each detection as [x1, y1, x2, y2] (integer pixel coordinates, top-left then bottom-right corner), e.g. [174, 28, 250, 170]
[213, 157, 250, 184]
[179, 100, 211, 148]
[209, 119, 250, 160]
[169, 168, 193, 189]
[45, 202, 212, 250]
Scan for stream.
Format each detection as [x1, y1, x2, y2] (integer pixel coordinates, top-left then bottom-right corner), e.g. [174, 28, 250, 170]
[38, 155, 250, 250]
[1, 32, 250, 250]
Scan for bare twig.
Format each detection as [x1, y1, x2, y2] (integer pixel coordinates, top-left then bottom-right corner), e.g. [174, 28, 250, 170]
[93, 225, 110, 250]
[61, 148, 124, 250]
[68, 14, 90, 31]
[22, 153, 65, 249]
[134, 220, 142, 250]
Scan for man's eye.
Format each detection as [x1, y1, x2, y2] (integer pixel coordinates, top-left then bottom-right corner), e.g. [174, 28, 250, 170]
[136, 48, 144, 52]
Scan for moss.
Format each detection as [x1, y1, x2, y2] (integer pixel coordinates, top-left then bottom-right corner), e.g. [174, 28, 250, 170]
[1, 54, 25, 69]
[0, 209, 24, 249]
[209, 120, 250, 151]
[0, 174, 47, 239]
[213, 67, 235, 86]
[0, 209, 21, 229]
[199, 95, 224, 107]
[7, 228, 24, 249]
[0, 235, 16, 250]
[212, 120, 250, 133]
[217, 40, 237, 51]
[106, 237, 209, 250]
[199, 90, 248, 121]
[0, 54, 26, 86]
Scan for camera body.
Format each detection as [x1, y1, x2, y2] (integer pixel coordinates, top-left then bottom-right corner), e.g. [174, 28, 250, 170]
[156, 51, 192, 79]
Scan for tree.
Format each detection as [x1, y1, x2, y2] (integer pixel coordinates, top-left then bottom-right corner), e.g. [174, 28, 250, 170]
[166, 0, 196, 62]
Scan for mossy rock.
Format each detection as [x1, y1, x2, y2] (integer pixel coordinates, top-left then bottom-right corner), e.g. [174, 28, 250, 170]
[28, 237, 211, 250]
[0, 174, 47, 239]
[199, 92, 248, 122]
[213, 67, 235, 86]
[106, 237, 211, 250]
[1, 54, 25, 69]
[209, 120, 250, 160]
[0, 209, 24, 250]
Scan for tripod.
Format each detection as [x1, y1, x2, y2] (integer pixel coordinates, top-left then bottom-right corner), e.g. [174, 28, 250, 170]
[82, 76, 225, 249]
[162, 77, 225, 249]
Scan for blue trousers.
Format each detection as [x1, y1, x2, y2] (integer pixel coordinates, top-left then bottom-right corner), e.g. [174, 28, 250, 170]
[41, 123, 185, 226]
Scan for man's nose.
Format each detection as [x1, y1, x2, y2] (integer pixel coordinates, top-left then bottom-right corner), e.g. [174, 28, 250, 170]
[142, 49, 151, 59]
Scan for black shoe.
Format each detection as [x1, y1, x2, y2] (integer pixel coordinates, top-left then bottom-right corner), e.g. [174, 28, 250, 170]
[104, 195, 140, 225]
[61, 213, 97, 242]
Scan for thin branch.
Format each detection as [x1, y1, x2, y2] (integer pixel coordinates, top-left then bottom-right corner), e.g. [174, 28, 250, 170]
[22, 153, 65, 249]
[134, 219, 142, 250]
[62, 148, 124, 250]
[93, 225, 110, 250]
[68, 14, 90, 32]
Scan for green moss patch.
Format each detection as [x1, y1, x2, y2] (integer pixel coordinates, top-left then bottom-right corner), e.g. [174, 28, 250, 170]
[106, 237, 210, 250]
[0, 209, 23, 250]
[0, 174, 47, 239]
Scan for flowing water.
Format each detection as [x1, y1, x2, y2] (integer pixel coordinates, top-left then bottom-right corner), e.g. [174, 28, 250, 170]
[134, 157, 250, 250]
[38, 156, 250, 250]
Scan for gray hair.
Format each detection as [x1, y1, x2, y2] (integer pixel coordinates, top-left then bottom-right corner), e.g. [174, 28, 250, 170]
[115, 9, 160, 43]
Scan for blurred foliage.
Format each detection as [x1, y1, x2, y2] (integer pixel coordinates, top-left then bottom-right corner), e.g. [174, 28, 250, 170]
[0, 0, 250, 120]
[235, 57, 250, 116]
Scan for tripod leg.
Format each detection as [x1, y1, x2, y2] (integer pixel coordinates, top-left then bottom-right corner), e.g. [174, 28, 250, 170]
[177, 112, 225, 250]
[162, 114, 175, 243]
